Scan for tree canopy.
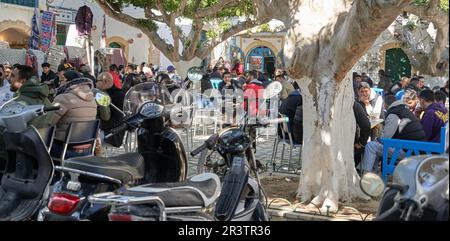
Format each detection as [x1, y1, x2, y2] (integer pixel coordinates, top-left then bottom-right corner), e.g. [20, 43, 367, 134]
[96, 0, 271, 63]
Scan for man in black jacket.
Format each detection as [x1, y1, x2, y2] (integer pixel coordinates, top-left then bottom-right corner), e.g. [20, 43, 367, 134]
[278, 87, 302, 144]
[96, 72, 126, 147]
[361, 95, 426, 173]
[40, 63, 57, 84]
[123, 64, 142, 93]
[353, 101, 371, 169]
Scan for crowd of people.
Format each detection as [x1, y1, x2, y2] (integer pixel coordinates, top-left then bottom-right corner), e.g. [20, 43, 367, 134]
[352, 70, 449, 174]
[0, 57, 449, 178]
[0, 60, 183, 161]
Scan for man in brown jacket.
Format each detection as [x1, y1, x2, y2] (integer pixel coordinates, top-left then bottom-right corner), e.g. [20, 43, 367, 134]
[50, 70, 98, 159]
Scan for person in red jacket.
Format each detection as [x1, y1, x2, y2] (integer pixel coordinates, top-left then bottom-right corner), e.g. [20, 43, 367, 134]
[109, 64, 122, 89]
[232, 60, 244, 76]
[244, 70, 265, 118]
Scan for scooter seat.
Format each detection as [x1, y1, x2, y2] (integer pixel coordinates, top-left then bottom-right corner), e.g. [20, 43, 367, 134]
[63, 153, 145, 184]
[123, 173, 221, 208]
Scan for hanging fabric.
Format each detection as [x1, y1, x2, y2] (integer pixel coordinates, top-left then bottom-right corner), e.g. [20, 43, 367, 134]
[29, 8, 40, 50]
[75, 5, 94, 36]
[100, 15, 107, 48]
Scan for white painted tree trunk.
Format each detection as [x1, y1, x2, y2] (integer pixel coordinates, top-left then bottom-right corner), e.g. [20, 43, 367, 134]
[296, 75, 368, 213]
[172, 57, 204, 93]
[172, 57, 204, 79]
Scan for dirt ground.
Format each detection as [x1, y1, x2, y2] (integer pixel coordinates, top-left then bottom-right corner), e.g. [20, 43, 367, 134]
[261, 176, 380, 220]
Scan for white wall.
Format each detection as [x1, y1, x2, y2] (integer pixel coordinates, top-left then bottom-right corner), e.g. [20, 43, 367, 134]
[50, 0, 152, 65]
[0, 1, 46, 30]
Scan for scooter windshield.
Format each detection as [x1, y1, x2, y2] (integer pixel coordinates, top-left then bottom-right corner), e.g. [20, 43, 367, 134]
[123, 82, 169, 116]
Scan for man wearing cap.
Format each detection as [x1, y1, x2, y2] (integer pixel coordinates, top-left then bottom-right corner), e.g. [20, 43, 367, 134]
[50, 70, 97, 158]
[56, 62, 74, 88]
[167, 65, 182, 86]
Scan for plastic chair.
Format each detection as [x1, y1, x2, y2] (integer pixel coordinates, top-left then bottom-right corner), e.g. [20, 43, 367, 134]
[210, 78, 223, 90]
[192, 94, 221, 136]
[372, 88, 384, 96]
[269, 114, 302, 173]
[395, 89, 405, 100]
[381, 126, 448, 182]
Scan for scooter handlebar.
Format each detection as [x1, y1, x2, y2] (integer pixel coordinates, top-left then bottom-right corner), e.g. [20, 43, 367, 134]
[190, 143, 207, 157]
[105, 124, 128, 139]
[43, 105, 61, 112]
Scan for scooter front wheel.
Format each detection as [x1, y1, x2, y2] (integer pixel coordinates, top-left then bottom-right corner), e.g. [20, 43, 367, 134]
[252, 201, 270, 221]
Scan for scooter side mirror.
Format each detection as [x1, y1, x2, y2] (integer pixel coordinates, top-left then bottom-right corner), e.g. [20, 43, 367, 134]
[263, 81, 282, 99]
[360, 173, 386, 198]
[94, 89, 112, 107]
[187, 67, 204, 82]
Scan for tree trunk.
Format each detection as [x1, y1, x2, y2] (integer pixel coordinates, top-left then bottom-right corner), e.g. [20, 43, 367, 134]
[172, 57, 204, 80]
[296, 75, 368, 213]
[263, 0, 411, 212]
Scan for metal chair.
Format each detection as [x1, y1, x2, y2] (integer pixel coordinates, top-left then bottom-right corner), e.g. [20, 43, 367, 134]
[269, 114, 302, 173]
[53, 120, 101, 163]
[37, 125, 56, 152]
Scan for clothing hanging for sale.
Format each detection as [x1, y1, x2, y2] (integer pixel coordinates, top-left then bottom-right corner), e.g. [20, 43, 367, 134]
[75, 5, 94, 36]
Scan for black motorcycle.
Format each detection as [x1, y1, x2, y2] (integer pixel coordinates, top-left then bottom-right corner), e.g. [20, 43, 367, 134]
[86, 81, 285, 221]
[39, 82, 189, 221]
[360, 155, 449, 221]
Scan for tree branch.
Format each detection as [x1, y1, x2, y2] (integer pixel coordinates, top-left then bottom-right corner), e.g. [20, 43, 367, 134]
[195, 17, 272, 59]
[404, 1, 449, 75]
[195, 0, 237, 18]
[155, 0, 181, 61]
[330, 0, 413, 81]
[183, 18, 204, 60]
[96, 0, 178, 61]
[175, 0, 189, 18]
[144, 6, 164, 23]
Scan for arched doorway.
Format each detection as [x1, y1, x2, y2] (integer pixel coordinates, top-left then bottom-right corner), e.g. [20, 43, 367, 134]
[385, 48, 411, 82]
[106, 36, 129, 60]
[0, 28, 29, 49]
[245, 46, 276, 78]
[109, 42, 122, 49]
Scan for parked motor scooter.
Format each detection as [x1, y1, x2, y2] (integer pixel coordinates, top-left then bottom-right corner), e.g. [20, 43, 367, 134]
[0, 103, 60, 221]
[86, 81, 284, 221]
[360, 155, 449, 221]
[39, 82, 189, 221]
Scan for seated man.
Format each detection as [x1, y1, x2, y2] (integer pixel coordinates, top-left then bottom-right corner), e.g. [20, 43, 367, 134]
[354, 101, 371, 168]
[96, 72, 126, 148]
[0, 65, 54, 175]
[361, 95, 426, 173]
[434, 90, 448, 110]
[402, 88, 419, 113]
[358, 82, 383, 119]
[219, 71, 242, 95]
[389, 76, 410, 95]
[276, 74, 295, 101]
[50, 70, 98, 159]
[419, 89, 448, 143]
[278, 86, 302, 144]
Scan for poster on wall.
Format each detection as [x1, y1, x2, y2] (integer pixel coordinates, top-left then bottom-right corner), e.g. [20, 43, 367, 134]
[249, 56, 263, 70]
